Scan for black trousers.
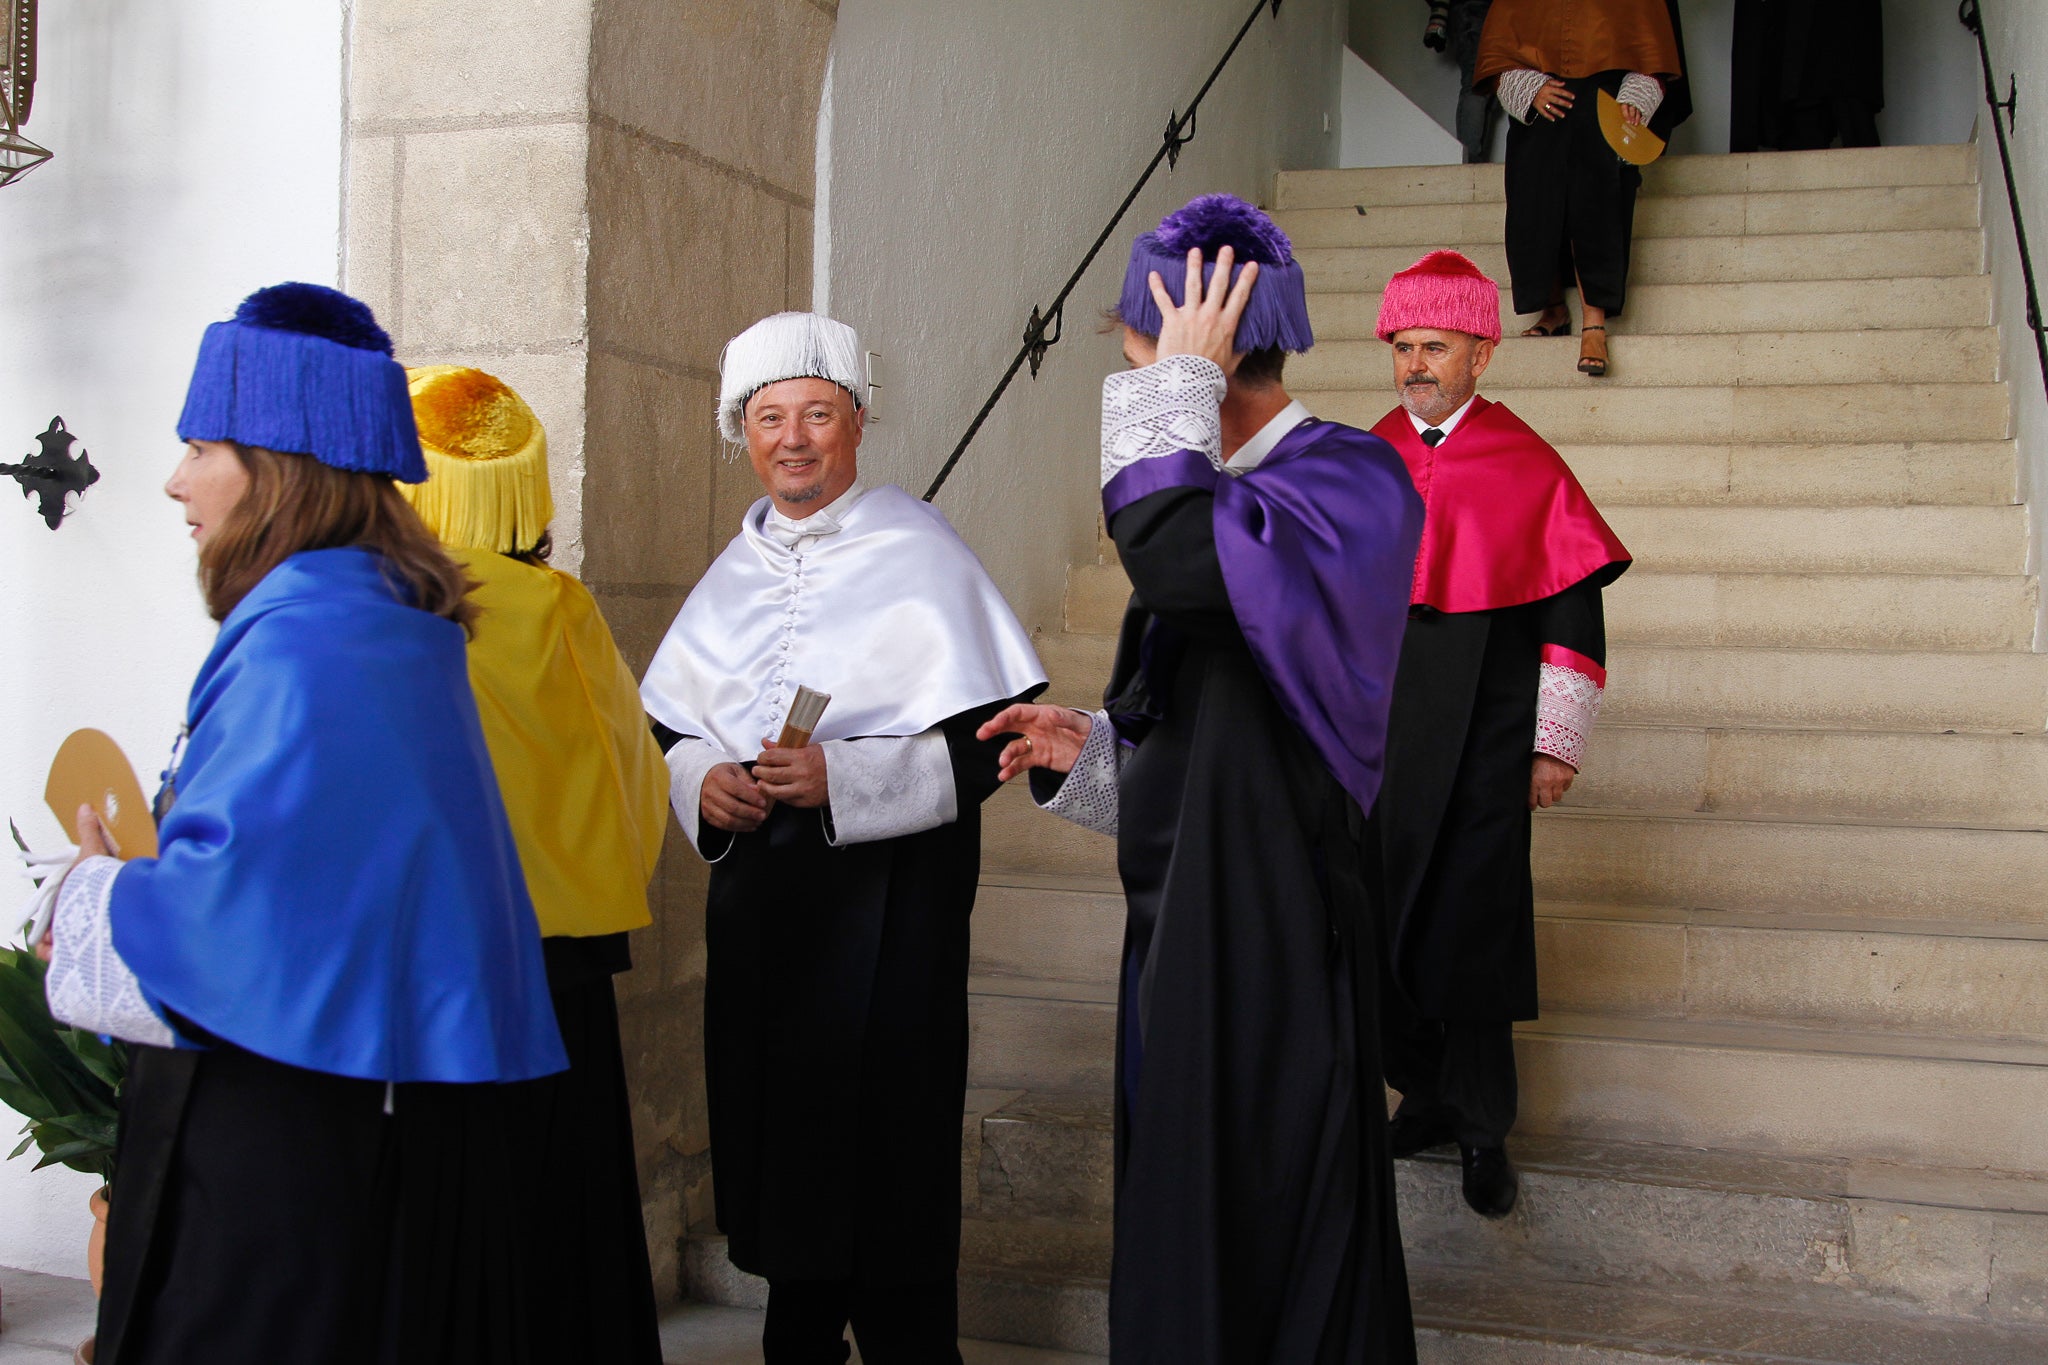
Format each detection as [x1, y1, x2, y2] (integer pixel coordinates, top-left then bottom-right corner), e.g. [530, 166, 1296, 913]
[1382, 1008, 1519, 1150]
[763, 1278, 962, 1365]
[1504, 73, 1642, 317]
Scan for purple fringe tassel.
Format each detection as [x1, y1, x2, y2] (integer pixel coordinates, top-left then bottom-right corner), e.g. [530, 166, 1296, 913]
[178, 323, 426, 482]
[1117, 248, 1315, 354]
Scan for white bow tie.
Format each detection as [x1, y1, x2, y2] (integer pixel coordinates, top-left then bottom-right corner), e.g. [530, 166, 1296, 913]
[762, 505, 848, 549]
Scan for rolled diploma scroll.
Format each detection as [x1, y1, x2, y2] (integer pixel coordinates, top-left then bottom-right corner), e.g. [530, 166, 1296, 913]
[775, 686, 832, 750]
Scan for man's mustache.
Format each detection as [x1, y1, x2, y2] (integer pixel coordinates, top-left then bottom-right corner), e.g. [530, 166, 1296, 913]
[1404, 376, 1440, 386]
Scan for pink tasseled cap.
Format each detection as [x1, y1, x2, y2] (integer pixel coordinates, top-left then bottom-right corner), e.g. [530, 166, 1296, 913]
[1374, 249, 1503, 343]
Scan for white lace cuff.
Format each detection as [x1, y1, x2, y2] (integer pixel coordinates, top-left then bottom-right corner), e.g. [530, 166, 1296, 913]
[820, 729, 958, 846]
[1101, 355, 1227, 485]
[45, 856, 176, 1047]
[1497, 68, 1550, 123]
[1535, 659, 1605, 771]
[1618, 72, 1665, 122]
[664, 736, 739, 862]
[1033, 710, 1122, 837]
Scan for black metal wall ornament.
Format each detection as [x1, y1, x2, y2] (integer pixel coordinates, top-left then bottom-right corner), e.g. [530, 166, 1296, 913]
[3, 417, 99, 529]
[1, 0, 50, 187]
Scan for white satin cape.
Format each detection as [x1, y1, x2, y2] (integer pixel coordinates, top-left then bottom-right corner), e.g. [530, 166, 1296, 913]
[640, 484, 1046, 758]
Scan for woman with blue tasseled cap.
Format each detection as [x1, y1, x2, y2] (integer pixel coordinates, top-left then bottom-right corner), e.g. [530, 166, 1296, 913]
[31, 283, 566, 1365]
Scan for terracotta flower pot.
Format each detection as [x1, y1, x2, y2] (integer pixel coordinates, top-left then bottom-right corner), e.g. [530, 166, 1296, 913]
[74, 1335, 95, 1364]
[87, 1185, 109, 1295]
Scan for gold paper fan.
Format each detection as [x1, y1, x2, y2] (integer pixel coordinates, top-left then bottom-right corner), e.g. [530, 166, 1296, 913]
[1598, 89, 1666, 167]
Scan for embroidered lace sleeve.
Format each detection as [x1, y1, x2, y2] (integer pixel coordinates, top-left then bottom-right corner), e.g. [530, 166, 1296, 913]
[1030, 710, 1122, 837]
[45, 855, 176, 1047]
[1535, 655, 1606, 771]
[1101, 355, 1227, 485]
[1617, 72, 1665, 122]
[820, 729, 959, 846]
[1497, 68, 1551, 124]
[663, 737, 739, 862]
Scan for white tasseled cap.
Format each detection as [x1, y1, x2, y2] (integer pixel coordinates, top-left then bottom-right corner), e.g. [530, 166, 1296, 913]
[717, 311, 866, 444]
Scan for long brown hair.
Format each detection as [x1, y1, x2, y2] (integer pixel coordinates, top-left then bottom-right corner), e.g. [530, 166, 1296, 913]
[199, 444, 478, 631]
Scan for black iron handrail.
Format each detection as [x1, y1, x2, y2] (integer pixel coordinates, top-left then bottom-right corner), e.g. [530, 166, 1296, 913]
[1960, 0, 2048, 401]
[921, 0, 1284, 502]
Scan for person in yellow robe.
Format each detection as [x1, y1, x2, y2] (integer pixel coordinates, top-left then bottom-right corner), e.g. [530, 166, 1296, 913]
[401, 364, 669, 1364]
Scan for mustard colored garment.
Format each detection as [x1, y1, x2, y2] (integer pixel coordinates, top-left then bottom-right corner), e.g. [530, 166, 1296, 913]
[456, 548, 665, 938]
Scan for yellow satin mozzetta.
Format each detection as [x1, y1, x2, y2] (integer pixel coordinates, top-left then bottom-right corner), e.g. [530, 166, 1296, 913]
[456, 549, 666, 938]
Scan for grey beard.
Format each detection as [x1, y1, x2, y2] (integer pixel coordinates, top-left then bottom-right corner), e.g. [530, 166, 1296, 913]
[780, 479, 828, 506]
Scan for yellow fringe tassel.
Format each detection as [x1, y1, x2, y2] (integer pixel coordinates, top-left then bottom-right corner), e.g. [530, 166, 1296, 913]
[400, 365, 554, 554]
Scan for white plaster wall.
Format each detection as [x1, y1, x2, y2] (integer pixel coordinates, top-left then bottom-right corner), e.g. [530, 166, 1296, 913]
[1341, 46, 1464, 167]
[0, 1, 344, 1277]
[1348, 0, 1977, 156]
[818, 0, 1344, 632]
[1969, 6, 2048, 643]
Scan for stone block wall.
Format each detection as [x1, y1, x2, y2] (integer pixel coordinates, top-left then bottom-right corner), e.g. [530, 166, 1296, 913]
[344, 0, 836, 1300]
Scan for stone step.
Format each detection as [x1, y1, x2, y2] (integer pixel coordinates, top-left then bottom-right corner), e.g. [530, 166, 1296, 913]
[1292, 231, 1983, 295]
[1274, 183, 1980, 251]
[689, 1227, 2048, 1361]
[1271, 144, 1979, 209]
[1575, 724, 2048, 829]
[1307, 274, 1994, 337]
[1033, 635, 2048, 732]
[1069, 562, 2036, 650]
[1538, 904, 2048, 1041]
[1312, 383, 2011, 445]
[1295, 326, 1999, 392]
[1408, 1265, 2048, 1365]
[972, 871, 2048, 1043]
[959, 1091, 2048, 1330]
[1534, 809, 2048, 928]
[1517, 1011, 2048, 1173]
[1556, 441, 2016, 510]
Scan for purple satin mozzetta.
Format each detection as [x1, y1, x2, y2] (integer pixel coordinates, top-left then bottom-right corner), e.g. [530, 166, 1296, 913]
[1103, 423, 1424, 814]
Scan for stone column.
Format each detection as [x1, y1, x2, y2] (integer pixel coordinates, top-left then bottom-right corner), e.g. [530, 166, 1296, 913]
[344, 0, 836, 1300]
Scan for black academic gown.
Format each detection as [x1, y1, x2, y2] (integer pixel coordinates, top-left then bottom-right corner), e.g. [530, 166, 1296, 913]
[1081, 480, 1415, 1364]
[1730, 0, 1883, 152]
[689, 697, 1029, 1288]
[1371, 575, 1610, 1023]
[98, 1041, 536, 1365]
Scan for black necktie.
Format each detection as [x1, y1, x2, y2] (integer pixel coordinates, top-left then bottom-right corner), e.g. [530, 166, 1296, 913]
[1421, 427, 1445, 447]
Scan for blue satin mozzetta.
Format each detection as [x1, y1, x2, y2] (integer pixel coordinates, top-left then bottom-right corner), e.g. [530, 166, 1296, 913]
[110, 548, 566, 1083]
[1104, 423, 1423, 814]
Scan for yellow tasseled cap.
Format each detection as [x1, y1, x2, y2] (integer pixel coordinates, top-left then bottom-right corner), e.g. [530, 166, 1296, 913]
[399, 365, 553, 554]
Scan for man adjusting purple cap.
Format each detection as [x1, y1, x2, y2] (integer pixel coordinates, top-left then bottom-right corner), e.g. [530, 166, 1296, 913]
[980, 194, 1424, 1362]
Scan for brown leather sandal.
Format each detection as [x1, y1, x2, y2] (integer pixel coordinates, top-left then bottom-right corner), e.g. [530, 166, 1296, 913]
[1577, 324, 1609, 377]
[1521, 314, 1571, 337]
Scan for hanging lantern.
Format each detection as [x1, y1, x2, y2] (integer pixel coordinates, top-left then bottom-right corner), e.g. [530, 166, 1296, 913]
[1, 0, 49, 188]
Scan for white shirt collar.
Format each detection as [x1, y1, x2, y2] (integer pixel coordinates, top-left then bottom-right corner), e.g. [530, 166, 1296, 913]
[762, 478, 869, 547]
[1225, 399, 1314, 474]
[1407, 394, 1478, 442]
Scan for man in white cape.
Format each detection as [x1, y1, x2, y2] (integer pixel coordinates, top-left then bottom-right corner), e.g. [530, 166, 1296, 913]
[640, 311, 1045, 1364]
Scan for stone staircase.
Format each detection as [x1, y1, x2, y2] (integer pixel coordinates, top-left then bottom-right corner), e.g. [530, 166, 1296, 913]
[688, 144, 2048, 1360]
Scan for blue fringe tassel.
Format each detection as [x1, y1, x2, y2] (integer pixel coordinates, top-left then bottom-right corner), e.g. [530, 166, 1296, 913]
[177, 323, 426, 482]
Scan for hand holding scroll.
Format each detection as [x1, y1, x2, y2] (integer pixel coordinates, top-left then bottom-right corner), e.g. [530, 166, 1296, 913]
[755, 739, 828, 809]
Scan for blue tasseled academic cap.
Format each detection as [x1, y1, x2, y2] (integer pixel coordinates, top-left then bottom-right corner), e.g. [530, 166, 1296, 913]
[176, 283, 427, 482]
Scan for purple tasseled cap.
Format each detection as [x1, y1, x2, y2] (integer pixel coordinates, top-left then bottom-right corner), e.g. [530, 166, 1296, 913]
[1117, 194, 1314, 354]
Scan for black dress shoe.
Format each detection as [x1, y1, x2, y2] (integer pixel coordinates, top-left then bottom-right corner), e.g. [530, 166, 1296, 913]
[1387, 1106, 1457, 1158]
[1460, 1143, 1519, 1218]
